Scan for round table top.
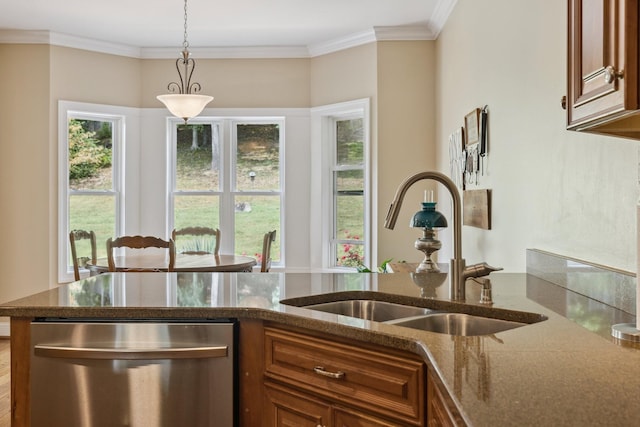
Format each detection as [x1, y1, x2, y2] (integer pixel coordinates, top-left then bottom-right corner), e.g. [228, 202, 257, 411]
[87, 253, 257, 273]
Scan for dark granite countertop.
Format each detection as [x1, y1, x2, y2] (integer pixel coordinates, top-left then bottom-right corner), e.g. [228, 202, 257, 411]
[2, 271, 639, 426]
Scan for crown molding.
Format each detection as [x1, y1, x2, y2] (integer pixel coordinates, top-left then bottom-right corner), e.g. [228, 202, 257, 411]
[309, 29, 376, 58]
[0, 29, 311, 58]
[307, 25, 439, 57]
[0, 29, 143, 58]
[428, 0, 458, 39]
[0, 1, 456, 59]
[307, 29, 377, 57]
[141, 46, 310, 59]
[374, 25, 436, 41]
[0, 29, 51, 44]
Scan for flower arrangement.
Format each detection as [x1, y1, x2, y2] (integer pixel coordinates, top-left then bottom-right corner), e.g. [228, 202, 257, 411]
[339, 231, 364, 268]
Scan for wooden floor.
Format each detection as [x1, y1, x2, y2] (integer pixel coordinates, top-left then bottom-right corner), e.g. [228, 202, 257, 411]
[0, 339, 9, 427]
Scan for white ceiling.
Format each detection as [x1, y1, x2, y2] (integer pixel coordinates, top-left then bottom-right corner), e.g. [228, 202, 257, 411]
[0, 0, 455, 56]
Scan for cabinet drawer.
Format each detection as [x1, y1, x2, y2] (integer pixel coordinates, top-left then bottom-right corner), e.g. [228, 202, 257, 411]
[264, 326, 425, 425]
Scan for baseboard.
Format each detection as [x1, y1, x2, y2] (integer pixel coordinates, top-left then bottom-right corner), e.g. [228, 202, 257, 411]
[0, 322, 9, 337]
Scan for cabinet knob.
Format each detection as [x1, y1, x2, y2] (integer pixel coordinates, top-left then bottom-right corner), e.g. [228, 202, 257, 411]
[604, 66, 624, 84]
[561, 96, 567, 110]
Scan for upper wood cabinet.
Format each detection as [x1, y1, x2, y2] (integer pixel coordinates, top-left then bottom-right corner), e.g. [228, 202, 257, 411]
[566, 0, 640, 139]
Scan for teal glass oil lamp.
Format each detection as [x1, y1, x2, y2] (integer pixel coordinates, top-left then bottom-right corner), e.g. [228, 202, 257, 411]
[411, 201, 448, 273]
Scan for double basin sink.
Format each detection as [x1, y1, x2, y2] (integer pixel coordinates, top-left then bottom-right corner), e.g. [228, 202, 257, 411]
[282, 296, 547, 336]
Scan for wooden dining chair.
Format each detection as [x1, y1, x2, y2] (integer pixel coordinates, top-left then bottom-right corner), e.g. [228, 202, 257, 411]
[69, 229, 97, 281]
[106, 235, 176, 272]
[260, 230, 277, 272]
[171, 226, 220, 255]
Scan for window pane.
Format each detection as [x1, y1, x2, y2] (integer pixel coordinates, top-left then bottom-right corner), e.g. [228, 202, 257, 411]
[174, 195, 219, 229]
[176, 124, 220, 191]
[335, 242, 364, 268]
[68, 119, 113, 191]
[69, 194, 115, 259]
[174, 195, 220, 254]
[336, 118, 363, 166]
[236, 124, 280, 191]
[335, 170, 364, 240]
[234, 195, 280, 261]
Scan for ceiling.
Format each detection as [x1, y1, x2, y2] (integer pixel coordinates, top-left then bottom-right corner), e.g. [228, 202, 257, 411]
[0, 0, 455, 56]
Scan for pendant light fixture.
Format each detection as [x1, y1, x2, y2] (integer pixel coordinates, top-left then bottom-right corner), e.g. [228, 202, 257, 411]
[157, 0, 213, 123]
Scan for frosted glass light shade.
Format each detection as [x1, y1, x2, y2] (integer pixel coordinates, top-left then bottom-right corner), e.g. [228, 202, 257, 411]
[157, 94, 213, 122]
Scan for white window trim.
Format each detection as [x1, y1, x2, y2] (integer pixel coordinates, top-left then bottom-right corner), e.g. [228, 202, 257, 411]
[57, 101, 136, 283]
[310, 98, 371, 271]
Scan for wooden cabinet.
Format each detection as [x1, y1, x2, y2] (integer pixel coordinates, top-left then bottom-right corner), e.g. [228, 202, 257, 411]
[427, 372, 463, 427]
[566, 0, 640, 138]
[263, 325, 426, 426]
[264, 381, 398, 427]
[264, 382, 331, 427]
[333, 407, 405, 427]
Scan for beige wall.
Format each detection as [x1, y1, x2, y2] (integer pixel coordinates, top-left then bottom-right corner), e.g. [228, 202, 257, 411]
[0, 44, 51, 302]
[50, 46, 142, 107]
[142, 58, 310, 108]
[434, 0, 638, 272]
[310, 43, 377, 107]
[376, 41, 437, 265]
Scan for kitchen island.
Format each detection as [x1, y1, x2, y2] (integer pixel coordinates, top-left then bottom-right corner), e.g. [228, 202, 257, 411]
[2, 271, 639, 426]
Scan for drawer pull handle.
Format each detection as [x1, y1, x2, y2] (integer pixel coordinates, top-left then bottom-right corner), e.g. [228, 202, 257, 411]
[313, 366, 345, 379]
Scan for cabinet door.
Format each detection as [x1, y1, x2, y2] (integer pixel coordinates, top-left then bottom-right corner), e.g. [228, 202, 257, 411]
[334, 407, 402, 427]
[264, 382, 331, 427]
[567, 0, 639, 128]
[427, 373, 460, 427]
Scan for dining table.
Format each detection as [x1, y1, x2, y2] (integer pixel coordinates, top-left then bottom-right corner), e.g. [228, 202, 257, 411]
[86, 253, 257, 274]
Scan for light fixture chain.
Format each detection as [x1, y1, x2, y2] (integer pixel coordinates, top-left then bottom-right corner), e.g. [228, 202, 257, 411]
[157, 0, 213, 123]
[183, 0, 189, 50]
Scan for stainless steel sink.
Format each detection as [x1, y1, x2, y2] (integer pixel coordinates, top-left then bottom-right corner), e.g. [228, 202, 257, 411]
[303, 300, 437, 322]
[386, 312, 527, 336]
[281, 292, 547, 337]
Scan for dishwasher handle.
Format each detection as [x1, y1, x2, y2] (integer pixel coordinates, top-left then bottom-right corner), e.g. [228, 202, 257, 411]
[34, 344, 228, 360]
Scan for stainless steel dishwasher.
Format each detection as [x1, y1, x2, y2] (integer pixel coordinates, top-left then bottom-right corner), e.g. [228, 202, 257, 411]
[30, 319, 236, 427]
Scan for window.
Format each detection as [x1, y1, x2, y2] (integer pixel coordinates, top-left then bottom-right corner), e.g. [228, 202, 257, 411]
[333, 117, 365, 268]
[169, 118, 284, 265]
[58, 102, 125, 282]
[310, 99, 370, 270]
